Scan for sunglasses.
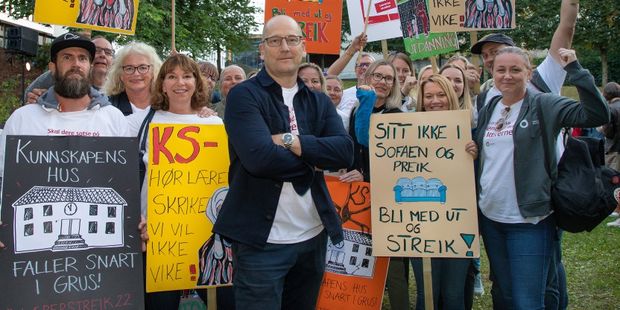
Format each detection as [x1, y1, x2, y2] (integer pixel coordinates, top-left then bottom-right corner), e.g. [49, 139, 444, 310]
[495, 106, 511, 131]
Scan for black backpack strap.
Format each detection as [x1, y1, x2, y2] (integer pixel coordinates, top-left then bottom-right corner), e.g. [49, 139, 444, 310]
[138, 108, 156, 187]
[476, 89, 488, 113]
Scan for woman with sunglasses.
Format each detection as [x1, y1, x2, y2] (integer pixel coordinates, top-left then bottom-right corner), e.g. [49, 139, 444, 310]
[475, 47, 608, 309]
[103, 42, 162, 115]
[411, 74, 478, 310]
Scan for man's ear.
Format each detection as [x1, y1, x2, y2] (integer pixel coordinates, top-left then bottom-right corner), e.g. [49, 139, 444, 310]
[259, 43, 265, 61]
[48, 62, 56, 75]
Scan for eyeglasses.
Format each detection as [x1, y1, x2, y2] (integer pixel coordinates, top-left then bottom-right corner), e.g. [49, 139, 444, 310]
[262, 35, 303, 47]
[96, 47, 114, 57]
[122, 64, 151, 75]
[371, 73, 395, 85]
[357, 62, 371, 69]
[495, 106, 511, 131]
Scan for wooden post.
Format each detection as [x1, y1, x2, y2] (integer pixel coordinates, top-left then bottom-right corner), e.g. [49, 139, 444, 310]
[470, 31, 481, 94]
[422, 257, 434, 310]
[355, 0, 373, 65]
[430, 56, 439, 73]
[171, 0, 177, 54]
[381, 40, 388, 59]
[207, 288, 217, 309]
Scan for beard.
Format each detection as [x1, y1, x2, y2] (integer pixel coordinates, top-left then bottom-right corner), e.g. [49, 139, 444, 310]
[54, 69, 91, 99]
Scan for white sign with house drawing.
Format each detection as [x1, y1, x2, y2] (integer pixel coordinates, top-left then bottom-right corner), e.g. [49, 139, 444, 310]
[12, 186, 127, 253]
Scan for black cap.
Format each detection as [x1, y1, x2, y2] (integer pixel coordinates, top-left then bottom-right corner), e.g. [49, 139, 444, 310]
[470, 33, 515, 55]
[50, 32, 96, 63]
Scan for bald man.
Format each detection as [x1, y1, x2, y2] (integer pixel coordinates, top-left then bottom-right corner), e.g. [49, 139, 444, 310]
[213, 15, 353, 309]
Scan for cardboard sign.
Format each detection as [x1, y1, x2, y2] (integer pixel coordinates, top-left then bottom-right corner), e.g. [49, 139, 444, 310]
[347, 0, 403, 42]
[427, 0, 515, 33]
[265, 0, 343, 54]
[369, 111, 480, 258]
[317, 177, 389, 310]
[0, 136, 144, 309]
[34, 0, 139, 35]
[398, 0, 459, 60]
[146, 124, 230, 292]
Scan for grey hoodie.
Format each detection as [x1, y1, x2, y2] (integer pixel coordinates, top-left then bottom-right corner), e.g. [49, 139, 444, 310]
[36, 86, 111, 111]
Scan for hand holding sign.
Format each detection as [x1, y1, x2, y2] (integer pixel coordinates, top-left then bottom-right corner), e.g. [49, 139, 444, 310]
[465, 141, 478, 160]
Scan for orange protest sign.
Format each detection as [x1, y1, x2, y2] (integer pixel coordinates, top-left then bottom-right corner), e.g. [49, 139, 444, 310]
[316, 177, 389, 310]
[34, 0, 139, 35]
[264, 0, 342, 54]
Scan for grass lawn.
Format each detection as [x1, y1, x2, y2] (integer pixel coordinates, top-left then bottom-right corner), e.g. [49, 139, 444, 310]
[380, 218, 620, 309]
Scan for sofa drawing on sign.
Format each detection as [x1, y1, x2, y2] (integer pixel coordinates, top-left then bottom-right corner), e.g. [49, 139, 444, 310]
[12, 186, 127, 253]
[393, 177, 447, 204]
[325, 229, 376, 278]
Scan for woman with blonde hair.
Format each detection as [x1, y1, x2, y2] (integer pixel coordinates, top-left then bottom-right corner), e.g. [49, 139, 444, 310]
[298, 62, 326, 93]
[440, 64, 473, 110]
[103, 41, 162, 115]
[412, 73, 477, 310]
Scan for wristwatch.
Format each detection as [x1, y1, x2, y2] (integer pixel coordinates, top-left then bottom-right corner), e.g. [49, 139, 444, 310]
[282, 133, 295, 149]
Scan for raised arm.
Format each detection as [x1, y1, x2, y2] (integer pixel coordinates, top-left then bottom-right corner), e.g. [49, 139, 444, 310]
[326, 33, 368, 76]
[549, 0, 579, 64]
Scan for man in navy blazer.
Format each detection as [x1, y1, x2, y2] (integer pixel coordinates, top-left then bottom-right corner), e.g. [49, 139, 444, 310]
[213, 15, 354, 309]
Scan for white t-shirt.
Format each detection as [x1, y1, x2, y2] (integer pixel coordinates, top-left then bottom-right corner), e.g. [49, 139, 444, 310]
[126, 109, 223, 216]
[482, 54, 567, 160]
[267, 85, 323, 244]
[337, 86, 358, 130]
[479, 100, 546, 224]
[0, 104, 131, 175]
[130, 102, 149, 114]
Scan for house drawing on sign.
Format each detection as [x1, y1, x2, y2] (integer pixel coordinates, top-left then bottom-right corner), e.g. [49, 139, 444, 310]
[12, 186, 127, 253]
[325, 229, 376, 278]
[393, 177, 447, 204]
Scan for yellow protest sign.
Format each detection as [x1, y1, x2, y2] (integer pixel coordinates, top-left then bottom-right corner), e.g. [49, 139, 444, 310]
[34, 0, 140, 35]
[146, 124, 230, 292]
[369, 111, 479, 258]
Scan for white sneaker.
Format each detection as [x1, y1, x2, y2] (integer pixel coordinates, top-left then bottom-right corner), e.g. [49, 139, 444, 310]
[474, 273, 484, 295]
[609, 212, 619, 217]
[607, 218, 620, 227]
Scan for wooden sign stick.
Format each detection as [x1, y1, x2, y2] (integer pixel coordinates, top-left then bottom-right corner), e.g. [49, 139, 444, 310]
[430, 56, 439, 73]
[470, 31, 481, 94]
[171, 0, 177, 54]
[356, 0, 374, 65]
[423, 257, 434, 310]
[381, 39, 388, 60]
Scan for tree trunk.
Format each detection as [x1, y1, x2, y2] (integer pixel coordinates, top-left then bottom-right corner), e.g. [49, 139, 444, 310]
[216, 44, 222, 73]
[600, 47, 608, 86]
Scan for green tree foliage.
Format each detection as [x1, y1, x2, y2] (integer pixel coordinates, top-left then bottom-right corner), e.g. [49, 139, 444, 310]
[0, 77, 24, 125]
[1, 0, 260, 58]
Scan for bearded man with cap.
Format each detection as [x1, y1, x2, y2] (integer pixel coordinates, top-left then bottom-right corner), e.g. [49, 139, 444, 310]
[24, 35, 114, 103]
[0, 32, 129, 172]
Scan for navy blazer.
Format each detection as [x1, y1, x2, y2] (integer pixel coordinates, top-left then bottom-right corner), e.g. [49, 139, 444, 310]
[213, 69, 354, 248]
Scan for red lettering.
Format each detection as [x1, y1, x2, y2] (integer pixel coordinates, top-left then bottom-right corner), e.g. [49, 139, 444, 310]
[317, 22, 328, 42]
[174, 126, 200, 163]
[152, 127, 174, 165]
